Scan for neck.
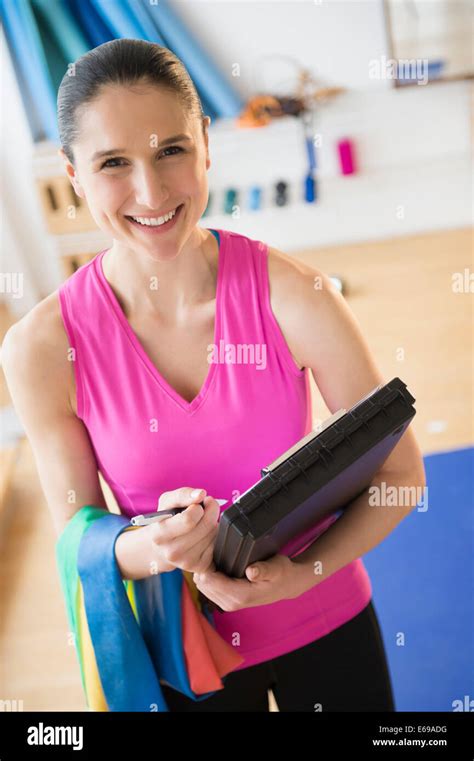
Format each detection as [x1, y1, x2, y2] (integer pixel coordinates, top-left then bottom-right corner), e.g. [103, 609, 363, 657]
[102, 226, 218, 323]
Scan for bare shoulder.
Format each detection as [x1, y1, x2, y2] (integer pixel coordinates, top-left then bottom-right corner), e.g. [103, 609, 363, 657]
[265, 244, 334, 371]
[266, 244, 335, 303]
[265, 244, 425, 481]
[2, 289, 69, 357]
[1, 290, 75, 415]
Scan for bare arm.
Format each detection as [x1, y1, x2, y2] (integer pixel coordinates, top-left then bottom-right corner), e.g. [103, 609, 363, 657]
[267, 249, 426, 590]
[1, 303, 165, 580]
[1, 299, 217, 581]
[1, 306, 110, 537]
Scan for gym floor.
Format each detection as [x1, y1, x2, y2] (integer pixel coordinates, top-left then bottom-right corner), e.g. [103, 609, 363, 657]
[0, 226, 472, 711]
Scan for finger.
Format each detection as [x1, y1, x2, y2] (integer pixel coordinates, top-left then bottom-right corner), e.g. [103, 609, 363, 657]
[194, 575, 244, 612]
[197, 569, 249, 598]
[157, 486, 207, 511]
[245, 565, 260, 581]
[149, 503, 202, 544]
[192, 539, 216, 574]
[175, 527, 218, 572]
[156, 520, 218, 572]
[196, 588, 227, 611]
[245, 560, 275, 582]
[169, 508, 220, 560]
[200, 558, 217, 575]
[154, 498, 219, 545]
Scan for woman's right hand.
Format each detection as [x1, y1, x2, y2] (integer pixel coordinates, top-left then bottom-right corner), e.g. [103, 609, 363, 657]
[147, 487, 221, 574]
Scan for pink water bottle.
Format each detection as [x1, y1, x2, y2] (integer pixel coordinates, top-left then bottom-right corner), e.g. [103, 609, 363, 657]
[337, 138, 356, 175]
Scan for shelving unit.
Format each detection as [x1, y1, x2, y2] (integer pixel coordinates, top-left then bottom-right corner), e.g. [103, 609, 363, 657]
[30, 84, 473, 282]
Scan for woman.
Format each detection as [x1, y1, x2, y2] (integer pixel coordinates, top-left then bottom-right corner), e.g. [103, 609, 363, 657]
[2, 39, 425, 712]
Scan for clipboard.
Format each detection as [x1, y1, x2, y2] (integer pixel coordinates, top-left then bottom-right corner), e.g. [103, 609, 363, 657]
[213, 377, 417, 577]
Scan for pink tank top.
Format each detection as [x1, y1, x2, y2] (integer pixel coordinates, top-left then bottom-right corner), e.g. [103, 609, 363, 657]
[58, 227, 372, 670]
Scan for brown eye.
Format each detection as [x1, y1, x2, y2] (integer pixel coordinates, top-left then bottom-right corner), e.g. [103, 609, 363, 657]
[101, 157, 127, 169]
[100, 147, 183, 169]
[161, 146, 183, 157]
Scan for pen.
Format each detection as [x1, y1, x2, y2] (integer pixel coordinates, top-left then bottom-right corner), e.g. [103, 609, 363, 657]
[130, 499, 228, 526]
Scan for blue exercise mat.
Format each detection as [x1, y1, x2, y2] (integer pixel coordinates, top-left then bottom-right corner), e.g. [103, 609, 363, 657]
[364, 446, 473, 711]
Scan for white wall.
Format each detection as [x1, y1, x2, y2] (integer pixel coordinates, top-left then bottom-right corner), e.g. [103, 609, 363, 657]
[1, 0, 472, 313]
[176, 0, 390, 94]
[0, 27, 62, 316]
[176, 0, 472, 249]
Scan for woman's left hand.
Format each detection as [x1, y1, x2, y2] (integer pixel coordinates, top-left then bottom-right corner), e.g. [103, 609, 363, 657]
[193, 554, 311, 611]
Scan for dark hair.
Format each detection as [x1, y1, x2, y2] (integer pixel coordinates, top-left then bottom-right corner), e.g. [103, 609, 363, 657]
[57, 38, 205, 165]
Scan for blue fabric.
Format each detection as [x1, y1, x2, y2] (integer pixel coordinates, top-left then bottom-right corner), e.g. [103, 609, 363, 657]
[64, 0, 114, 48]
[143, 0, 243, 119]
[90, 0, 243, 120]
[209, 228, 220, 245]
[77, 512, 218, 710]
[77, 514, 167, 711]
[90, 0, 166, 42]
[3, 0, 243, 142]
[1, 26, 45, 142]
[30, 3, 69, 93]
[0, 0, 58, 141]
[32, 0, 89, 63]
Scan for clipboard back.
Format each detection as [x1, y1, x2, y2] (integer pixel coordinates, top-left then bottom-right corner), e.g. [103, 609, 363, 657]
[213, 377, 416, 577]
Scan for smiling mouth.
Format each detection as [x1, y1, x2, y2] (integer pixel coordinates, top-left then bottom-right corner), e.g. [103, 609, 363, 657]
[125, 203, 184, 228]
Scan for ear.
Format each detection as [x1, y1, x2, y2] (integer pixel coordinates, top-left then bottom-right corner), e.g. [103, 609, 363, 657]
[58, 147, 85, 199]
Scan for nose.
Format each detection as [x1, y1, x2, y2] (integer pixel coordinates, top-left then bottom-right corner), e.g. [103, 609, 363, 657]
[133, 163, 170, 210]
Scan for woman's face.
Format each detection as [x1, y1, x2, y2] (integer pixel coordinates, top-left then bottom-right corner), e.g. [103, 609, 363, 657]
[61, 83, 211, 259]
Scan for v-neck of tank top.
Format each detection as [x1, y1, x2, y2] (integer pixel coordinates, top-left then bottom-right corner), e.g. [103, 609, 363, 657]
[93, 228, 227, 414]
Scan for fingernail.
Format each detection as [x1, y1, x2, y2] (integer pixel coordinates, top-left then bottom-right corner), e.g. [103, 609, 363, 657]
[191, 488, 204, 499]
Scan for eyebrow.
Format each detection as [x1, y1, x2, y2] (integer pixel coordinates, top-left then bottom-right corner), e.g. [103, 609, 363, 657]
[90, 134, 192, 162]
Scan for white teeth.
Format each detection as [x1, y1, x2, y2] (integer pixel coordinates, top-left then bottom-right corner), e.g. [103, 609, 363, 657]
[130, 208, 178, 226]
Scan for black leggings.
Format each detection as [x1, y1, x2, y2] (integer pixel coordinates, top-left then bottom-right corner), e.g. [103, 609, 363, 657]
[160, 600, 396, 712]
